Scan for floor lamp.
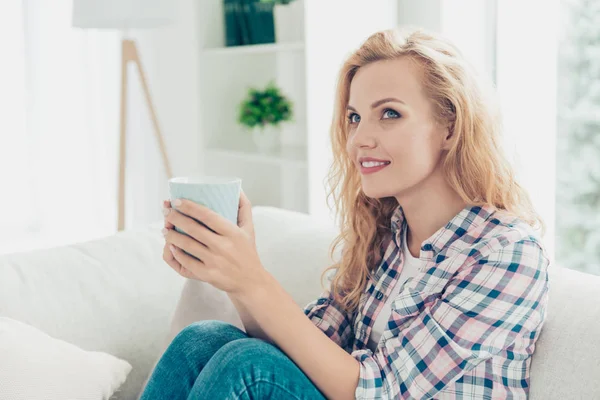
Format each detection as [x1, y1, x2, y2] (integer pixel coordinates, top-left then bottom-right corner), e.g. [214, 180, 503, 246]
[72, 0, 176, 231]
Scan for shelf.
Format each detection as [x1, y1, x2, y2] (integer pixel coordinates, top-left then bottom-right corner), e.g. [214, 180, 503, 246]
[202, 42, 304, 56]
[206, 143, 307, 168]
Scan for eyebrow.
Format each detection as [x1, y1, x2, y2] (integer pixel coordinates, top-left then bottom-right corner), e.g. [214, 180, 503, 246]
[347, 97, 406, 112]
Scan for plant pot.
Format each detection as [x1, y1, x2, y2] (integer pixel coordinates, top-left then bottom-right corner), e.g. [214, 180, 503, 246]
[252, 125, 280, 153]
[274, 1, 304, 43]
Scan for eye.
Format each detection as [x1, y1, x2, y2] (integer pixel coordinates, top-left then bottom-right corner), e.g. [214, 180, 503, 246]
[382, 109, 401, 119]
[347, 113, 361, 124]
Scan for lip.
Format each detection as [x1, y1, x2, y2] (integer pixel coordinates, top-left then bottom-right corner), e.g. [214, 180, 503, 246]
[358, 157, 391, 175]
[360, 163, 389, 175]
[358, 156, 390, 163]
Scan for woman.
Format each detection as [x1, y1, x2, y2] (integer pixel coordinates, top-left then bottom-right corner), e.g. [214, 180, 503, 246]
[141, 28, 549, 400]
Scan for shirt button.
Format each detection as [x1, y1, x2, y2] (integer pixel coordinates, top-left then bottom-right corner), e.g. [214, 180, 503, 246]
[376, 292, 383, 300]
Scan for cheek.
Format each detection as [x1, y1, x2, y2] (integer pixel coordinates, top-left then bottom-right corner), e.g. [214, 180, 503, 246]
[389, 127, 441, 170]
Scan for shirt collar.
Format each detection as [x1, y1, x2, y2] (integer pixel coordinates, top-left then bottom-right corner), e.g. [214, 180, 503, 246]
[390, 203, 496, 259]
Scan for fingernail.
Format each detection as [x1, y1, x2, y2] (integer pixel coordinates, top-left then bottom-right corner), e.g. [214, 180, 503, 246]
[173, 199, 182, 207]
[161, 228, 168, 237]
[162, 208, 170, 216]
[169, 244, 176, 254]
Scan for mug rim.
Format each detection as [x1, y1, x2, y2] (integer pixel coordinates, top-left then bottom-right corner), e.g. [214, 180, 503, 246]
[169, 176, 242, 185]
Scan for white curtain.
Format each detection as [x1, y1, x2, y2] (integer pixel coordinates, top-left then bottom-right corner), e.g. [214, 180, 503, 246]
[0, 0, 120, 254]
[0, 2, 31, 234]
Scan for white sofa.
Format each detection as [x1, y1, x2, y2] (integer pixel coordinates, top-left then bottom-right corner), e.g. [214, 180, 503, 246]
[1, 206, 599, 399]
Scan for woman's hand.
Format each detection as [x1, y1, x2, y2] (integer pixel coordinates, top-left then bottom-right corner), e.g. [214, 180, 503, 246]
[161, 191, 266, 295]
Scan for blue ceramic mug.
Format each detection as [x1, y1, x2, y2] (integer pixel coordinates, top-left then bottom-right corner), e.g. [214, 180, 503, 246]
[168, 176, 242, 237]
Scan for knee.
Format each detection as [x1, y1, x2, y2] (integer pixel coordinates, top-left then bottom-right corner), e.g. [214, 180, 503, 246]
[173, 320, 245, 347]
[177, 320, 242, 339]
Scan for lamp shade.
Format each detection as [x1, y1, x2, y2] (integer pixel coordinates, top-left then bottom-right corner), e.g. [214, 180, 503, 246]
[72, 0, 176, 29]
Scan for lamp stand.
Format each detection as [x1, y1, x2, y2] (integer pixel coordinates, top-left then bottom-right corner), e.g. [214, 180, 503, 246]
[118, 39, 173, 231]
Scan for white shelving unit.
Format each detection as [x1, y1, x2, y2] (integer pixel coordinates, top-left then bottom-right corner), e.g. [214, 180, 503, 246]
[202, 42, 305, 56]
[196, 0, 399, 218]
[206, 144, 307, 168]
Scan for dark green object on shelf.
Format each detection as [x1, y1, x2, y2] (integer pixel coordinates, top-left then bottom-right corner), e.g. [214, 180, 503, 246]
[259, 0, 296, 4]
[223, 0, 275, 46]
[246, 0, 275, 44]
[236, 0, 252, 45]
[223, 0, 242, 46]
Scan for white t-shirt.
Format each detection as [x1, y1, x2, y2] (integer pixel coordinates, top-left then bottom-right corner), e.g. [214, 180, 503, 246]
[366, 229, 424, 352]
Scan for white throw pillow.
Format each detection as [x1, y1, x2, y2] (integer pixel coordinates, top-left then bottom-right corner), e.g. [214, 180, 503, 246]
[0, 317, 132, 400]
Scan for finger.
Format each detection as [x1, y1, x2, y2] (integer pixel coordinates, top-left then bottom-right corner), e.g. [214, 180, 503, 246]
[173, 199, 237, 237]
[238, 190, 253, 228]
[166, 209, 220, 249]
[163, 200, 174, 229]
[163, 227, 212, 262]
[162, 244, 195, 279]
[239, 190, 250, 209]
[170, 244, 213, 283]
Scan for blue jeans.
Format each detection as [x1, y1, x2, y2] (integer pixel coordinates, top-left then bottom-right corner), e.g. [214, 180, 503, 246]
[140, 320, 328, 400]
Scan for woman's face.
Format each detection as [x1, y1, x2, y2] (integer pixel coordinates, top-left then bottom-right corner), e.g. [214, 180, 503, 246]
[346, 57, 451, 200]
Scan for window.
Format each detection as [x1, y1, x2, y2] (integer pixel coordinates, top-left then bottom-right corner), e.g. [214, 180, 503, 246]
[555, 0, 600, 276]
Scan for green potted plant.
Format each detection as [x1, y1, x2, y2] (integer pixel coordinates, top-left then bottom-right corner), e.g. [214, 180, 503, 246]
[238, 82, 293, 152]
[260, 0, 302, 43]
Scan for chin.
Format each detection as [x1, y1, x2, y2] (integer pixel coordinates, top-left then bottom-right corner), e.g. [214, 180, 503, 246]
[361, 184, 398, 199]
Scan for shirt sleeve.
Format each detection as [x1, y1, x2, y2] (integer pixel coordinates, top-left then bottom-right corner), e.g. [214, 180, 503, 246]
[352, 238, 550, 400]
[303, 273, 355, 352]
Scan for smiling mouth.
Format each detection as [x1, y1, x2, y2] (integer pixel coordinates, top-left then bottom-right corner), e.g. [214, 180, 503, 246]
[360, 160, 390, 168]
[360, 161, 390, 175]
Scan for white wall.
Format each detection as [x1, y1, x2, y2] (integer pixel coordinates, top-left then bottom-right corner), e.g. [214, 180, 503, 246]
[397, 0, 442, 31]
[496, 1, 558, 259]
[398, 0, 496, 81]
[440, 0, 497, 82]
[126, 0, 201, 229]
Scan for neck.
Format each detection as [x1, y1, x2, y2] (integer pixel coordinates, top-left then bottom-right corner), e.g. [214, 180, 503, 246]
[396, 167, 467, 258]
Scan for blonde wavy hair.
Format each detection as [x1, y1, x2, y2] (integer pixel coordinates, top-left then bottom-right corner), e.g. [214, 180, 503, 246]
[322, 28, 543, 314]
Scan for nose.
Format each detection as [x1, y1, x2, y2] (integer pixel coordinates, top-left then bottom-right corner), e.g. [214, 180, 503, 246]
[349, 123, 377, 150]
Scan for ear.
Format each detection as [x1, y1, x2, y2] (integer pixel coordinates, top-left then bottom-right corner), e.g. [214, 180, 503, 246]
[440, 124, 455, 151]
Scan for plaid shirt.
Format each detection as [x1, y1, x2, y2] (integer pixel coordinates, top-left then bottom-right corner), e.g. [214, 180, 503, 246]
[304, 204, 550, 399]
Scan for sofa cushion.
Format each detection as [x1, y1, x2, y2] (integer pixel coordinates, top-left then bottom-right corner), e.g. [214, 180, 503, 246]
[529, 266, 600, 399]
[0, 223, 185, 400]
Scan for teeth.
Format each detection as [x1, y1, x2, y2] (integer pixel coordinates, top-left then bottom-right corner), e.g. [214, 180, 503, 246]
[362, 161, 388, 168]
